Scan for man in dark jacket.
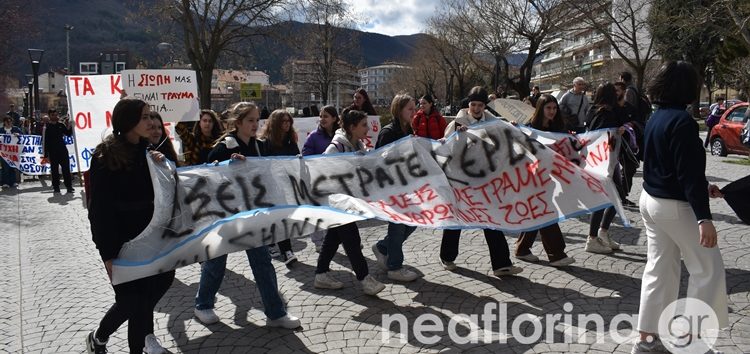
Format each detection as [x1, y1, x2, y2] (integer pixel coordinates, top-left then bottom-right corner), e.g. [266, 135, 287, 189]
[43, 108, 74, 193]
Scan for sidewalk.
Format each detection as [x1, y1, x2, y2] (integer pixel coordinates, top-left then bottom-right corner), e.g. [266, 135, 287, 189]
[1, 150, 749, 353]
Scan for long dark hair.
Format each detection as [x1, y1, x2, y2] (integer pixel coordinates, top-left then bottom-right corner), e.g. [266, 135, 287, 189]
[341, 109, 367, 138]
[647, 61, 700, 106]
[193, 109, 223, 141]
[260, 109, 298, 148]
[321, 105, 340, 132]
[94, 98, 148, 171]
[149, 112, 179, 163]
[529, 94, 565, 132]
[353, 88, 376, 115]
[592, 83, 618, 113]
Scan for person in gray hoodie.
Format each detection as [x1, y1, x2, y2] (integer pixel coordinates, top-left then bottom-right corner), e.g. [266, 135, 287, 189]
[558, 77, 590, 132]
[440, 86, 523, 277]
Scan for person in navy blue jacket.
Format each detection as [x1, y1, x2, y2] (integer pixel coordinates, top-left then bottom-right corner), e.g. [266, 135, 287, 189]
[632, 61, 728, 353]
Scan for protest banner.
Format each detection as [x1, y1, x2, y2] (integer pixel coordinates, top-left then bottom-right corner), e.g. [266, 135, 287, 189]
[489, 99, 536, 125]
[111, 120, 623, 284]
[260, 116, 382, 151]
[121, 69, 200, 123]
[65, 75, 123, 172]
[0, 134, 77, 175]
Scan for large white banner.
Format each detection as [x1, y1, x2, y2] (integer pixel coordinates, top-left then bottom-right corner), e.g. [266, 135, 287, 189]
[111, 121, 623, 284]
[65, 75, 123, 172]
[121, 69, 200, 123]
[0, 134, 77, 175]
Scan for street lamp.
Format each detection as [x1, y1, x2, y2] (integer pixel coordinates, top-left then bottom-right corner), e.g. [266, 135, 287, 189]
[27, 80, 34, 121]
[64, 25, 74, 74]
[22, 86, 29, 118]
[28, 48, 44, 117]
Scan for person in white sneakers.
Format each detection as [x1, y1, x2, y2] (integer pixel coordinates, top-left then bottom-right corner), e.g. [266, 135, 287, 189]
[193, 102, 300, 329]
[313, 109, 385, 295]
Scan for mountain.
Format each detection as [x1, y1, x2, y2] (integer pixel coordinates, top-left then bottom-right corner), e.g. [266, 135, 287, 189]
[7, 2, 426, 84]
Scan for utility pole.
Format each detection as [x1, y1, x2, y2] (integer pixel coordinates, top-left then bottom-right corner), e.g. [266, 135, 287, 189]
[64, 25, 74, 74]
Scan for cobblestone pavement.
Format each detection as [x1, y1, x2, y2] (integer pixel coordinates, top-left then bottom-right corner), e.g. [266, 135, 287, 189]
[1, 142, 749, 353]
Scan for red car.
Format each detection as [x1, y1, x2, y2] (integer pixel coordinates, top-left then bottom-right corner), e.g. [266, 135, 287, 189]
[709, 102, 749, 156]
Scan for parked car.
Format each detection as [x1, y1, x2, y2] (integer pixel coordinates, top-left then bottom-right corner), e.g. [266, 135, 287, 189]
[709, 101, 750, 157]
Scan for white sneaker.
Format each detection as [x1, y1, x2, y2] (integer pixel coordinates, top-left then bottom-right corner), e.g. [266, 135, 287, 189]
[493, 266, 523, 276]
[440, 258, 457, 271]
[283, 250, 297, 266]
[585, 237, 613, 254]
[549, 257, 575, 267]
[631, 336, 668, 353]
[371, 244, 387, 269]
[515, 253, 539, 262]
[194, 308, 220, 324]
[387, 268, 420, 282]
[598, 229, 621, 250]
[360, 275, 385, 295]
[266, 314, 301, 329]
[314, 272, 344, 289]
[143, 334, 166, 354]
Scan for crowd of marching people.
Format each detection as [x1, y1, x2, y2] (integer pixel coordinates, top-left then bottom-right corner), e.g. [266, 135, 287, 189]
[0, 61, 729, 353]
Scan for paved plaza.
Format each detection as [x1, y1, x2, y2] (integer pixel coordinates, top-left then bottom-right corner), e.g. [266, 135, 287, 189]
[2, 137, 750, 353]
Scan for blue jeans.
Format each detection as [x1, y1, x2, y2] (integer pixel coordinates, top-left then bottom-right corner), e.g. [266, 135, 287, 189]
[375, 223, 417, 270]
[1, 159, 16, 186]
[195, 246, 286, 320]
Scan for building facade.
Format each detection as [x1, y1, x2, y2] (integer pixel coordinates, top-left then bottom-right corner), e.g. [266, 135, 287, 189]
[358, 63, 410, 106]
[283, 59, 359, 114]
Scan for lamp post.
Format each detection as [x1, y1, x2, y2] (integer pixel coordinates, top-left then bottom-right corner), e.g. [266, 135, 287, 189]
[22, 86, 29, 118]
[64, 25, 74, 74]
[28, 49, 44, 118]
[27, 80, 34, 121]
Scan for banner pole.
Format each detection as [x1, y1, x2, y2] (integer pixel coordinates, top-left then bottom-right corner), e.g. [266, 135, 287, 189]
[65, 77, 84, 190]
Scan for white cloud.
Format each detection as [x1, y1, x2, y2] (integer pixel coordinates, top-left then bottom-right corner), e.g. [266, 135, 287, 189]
[347, 0, 437, 36]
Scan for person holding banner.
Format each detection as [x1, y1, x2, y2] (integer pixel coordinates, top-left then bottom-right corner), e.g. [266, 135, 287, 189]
[633, 61, 728, 353]
[302, 105, 341, 252]
[86, 98, 175, 354]
[175, 109, 223, 165]
[440, 87, 523, 277]
[148, 112, 179, 163]
[193, 102, 301, 329]
[514, 94, 575, 267]
[371, 94, 421, 282]
[314, 109, 386, 295]
[584, 83, 627, 254]
[42, 108, 74, 194]
[259, 109, 301, 265]
[1, 115, 21, 188]
[346, 88, 377, 115]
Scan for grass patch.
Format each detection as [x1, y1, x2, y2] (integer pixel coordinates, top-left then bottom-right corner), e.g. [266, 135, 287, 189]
[723, 158, 750, 166]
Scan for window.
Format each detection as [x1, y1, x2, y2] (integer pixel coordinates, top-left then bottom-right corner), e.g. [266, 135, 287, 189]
[115, 62, 126, 73]
[729, 107, 747, 122]
[79, 62, 99, 74]
[105, 54, 111, 61]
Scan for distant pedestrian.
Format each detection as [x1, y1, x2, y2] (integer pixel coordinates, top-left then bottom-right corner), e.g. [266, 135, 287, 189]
[529, 86, 541, 107]
[86, 98, 176, 354]
[411, 94, 447, 140]
[633, 61, 728, 353]
[6, 104, 20, 127]
[42, 108, 74, 194]
[345, 88, 377, 115]
[559, 77, 590, 132]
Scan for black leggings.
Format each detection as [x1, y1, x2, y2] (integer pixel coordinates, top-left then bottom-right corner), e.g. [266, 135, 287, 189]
[316, 223, 369, 280]
[440, 229, 512, 270]
[95, 270, 175, 354]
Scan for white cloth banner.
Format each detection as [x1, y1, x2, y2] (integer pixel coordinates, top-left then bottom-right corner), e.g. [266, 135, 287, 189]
[0, 134, 77, 175]
[111, 121, 624, 284]
[121, 69, 200, 123]
[65, 75, 123, 172]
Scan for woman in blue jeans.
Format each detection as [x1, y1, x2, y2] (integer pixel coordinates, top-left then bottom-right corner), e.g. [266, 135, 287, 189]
[192, 102, 300, 329]
[371, 94, 420, 282]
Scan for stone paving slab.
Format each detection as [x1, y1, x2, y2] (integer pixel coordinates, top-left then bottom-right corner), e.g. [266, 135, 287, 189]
[1, 144, 749, 353]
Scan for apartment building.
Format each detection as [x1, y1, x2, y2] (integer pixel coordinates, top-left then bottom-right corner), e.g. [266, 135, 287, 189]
[358, 63, 410, 106]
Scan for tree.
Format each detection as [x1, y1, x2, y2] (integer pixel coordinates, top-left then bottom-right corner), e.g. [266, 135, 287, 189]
[156, 0, 285, 109]
[722, 0, 750, 48]
[285, 0, 359, 106]
[425, 16, 476, 106]
[572, 0, 658, 92]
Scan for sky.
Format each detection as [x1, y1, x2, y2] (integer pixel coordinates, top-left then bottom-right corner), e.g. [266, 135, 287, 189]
[347, 0, 435, 36]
